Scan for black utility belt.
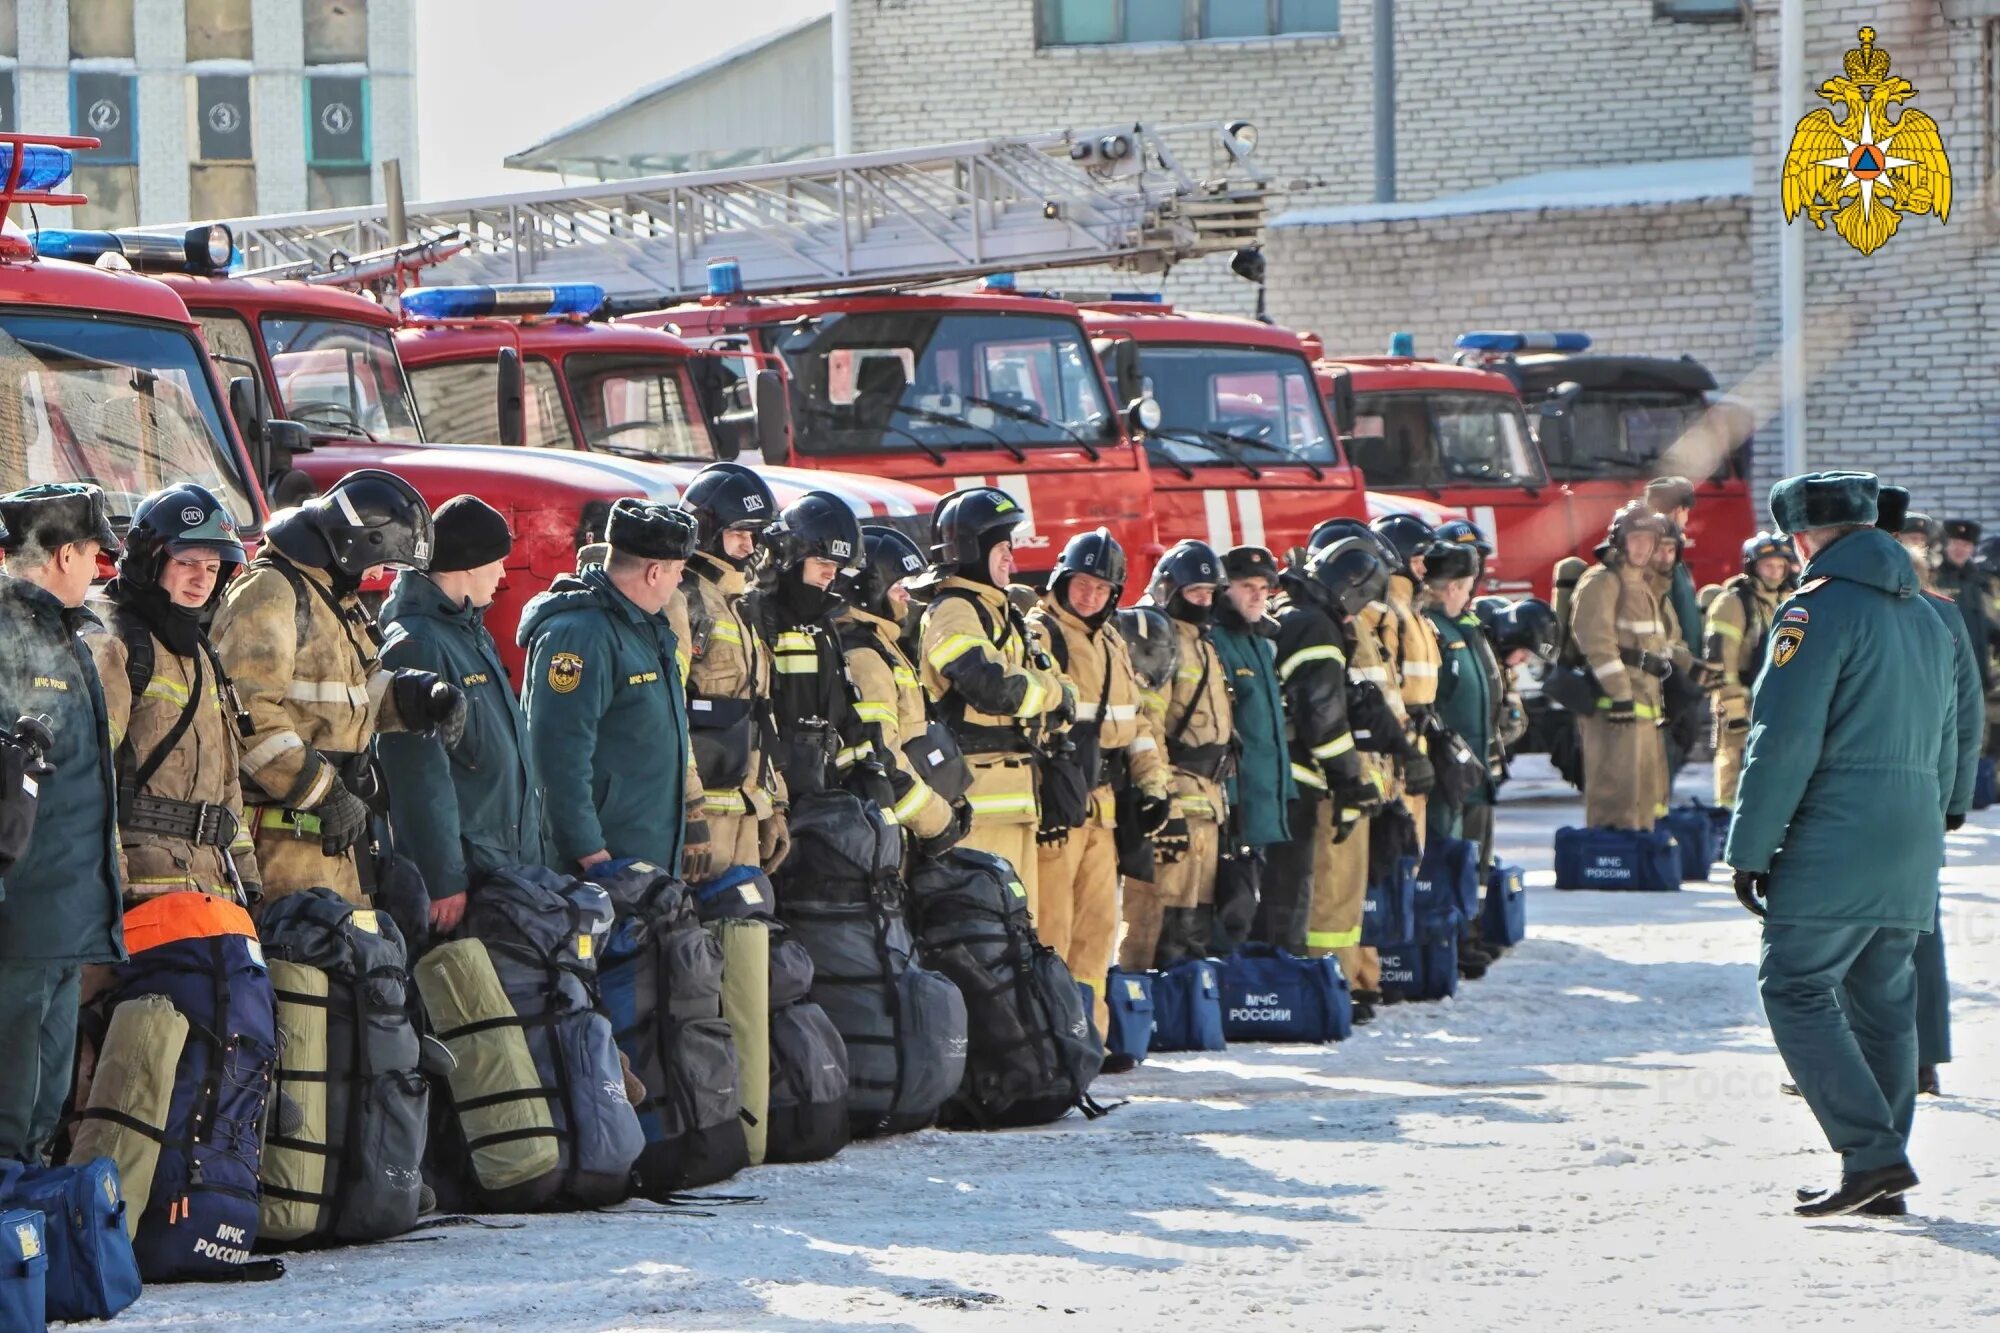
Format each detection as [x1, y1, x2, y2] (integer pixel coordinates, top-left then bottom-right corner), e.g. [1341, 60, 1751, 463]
[121, 792, 239, 847]
[951, 724, 1033, 756]
[1171, 741, 1234, 782]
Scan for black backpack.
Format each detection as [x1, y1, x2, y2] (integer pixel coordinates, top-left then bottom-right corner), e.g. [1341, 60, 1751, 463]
[906, 848, 1107, 1129]
[774, 790, 967, 1138]
[596, 860, 750, 1196]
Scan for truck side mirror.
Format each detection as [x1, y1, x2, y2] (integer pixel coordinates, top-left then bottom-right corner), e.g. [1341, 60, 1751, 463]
[228, 375, 265, 449]
[754, 369, 790, 464]
[262, 420, 314, 508]
[496, 346, 525, 448]
[1092, 335, 1144, 407]
[1540, 380, 1583, 417]
[1327, 369, 1357, 437]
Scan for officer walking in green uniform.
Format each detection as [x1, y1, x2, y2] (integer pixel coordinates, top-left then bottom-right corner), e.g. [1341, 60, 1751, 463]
[1211, 546, 1297, 951]
[378, 496, 551, 933]
[0, 483, 124, 1163]
[519, 498, 698, 876]
[1726, 471, 1958, 1217]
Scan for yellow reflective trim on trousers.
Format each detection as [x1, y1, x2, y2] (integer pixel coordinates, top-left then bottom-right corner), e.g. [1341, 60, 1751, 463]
[1180, 795, 1215, 817]
[927, 633, 988, 671]
[261, 808, 323, 836]
[967, 793, 1039, 815]
[1311, 732, 1356, 760]
[702, 791, 748, 815]
[1595, 698, 1661, 719]
[775, 654, 818, 674]
[1307, 927, 1362, 949]
[1279, 643, 1346, 682]
[852, 701, 898, 726]
[1291, 762, 1328, 790]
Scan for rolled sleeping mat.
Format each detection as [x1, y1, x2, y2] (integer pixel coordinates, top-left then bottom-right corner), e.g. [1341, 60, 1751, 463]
[259, 961, 330, 1244]
[67, 994, 187, 1239]
[414, 938, 560, 1198]
[713, 919, 771, 1167]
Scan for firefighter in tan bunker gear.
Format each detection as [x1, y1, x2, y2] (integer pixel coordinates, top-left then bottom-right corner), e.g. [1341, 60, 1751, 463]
[211, 471, 466, 907]
[90, 484, 259, 905]
[1030, 529, 1172, 1037]
[1566, 502, 1678, 829]
[919, 488, 1072, 915]
[1706, 532, 1792, 806]
[1120, 541, 1233, 972]
[1369, 515, 1445, 851]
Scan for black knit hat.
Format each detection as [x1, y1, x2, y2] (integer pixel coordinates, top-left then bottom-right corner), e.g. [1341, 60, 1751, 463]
[430, 495, 512, 572]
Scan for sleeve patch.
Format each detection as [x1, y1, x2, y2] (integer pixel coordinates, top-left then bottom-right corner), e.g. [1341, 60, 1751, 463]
[1781, 607, 1809, 624]
[1772, 625, 1805, 667]
[548, 651, 585, 693]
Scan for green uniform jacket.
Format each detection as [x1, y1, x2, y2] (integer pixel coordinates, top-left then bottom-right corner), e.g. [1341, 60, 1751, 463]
[518, 568, 689, 873]
[1921, 588, 1983, 819]
[378, 572, 552, 901]
[1933, 558, 1994, 693]
[1724, 528, 1957, 930]
[1429, 607, 1494, 807]
[1667, 560, 1703, 656]
[1212, 604, 1296, 847]
[0, 576, 122, 962]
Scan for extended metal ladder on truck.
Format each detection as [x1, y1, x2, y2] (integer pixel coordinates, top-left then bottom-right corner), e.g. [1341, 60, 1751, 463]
[149, 121, 1276, 307]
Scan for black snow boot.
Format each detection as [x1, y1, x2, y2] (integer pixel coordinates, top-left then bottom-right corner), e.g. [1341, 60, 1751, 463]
[1796, 1185, 1908, 1217]
[1794, 1163, 1919, 1217]
[1152, 907, 1202, 969]
[1457, 952, 1489, 981]
[1351, 999, 1376, 1025]
[1918, 1064, 1942, 1096]
[1100, 1053, 1140, 1076]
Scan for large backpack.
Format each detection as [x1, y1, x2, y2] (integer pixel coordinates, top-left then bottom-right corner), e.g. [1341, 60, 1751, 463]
[906, 848, 1105, 1129]
[73, 893, 278, 1281]
[595, 860, 750, 1196]
[448, 867, 646, 1209]
[695, 866, 852, 1165]
[774, 790, 967, 1138]
[255, 887, 429, 1247]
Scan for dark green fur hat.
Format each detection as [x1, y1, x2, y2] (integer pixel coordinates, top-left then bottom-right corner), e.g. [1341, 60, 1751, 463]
[1768, 471, 1878, 535]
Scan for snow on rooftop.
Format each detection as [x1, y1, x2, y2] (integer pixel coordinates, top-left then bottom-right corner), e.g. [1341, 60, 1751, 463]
[1271, 155, 1752, 228]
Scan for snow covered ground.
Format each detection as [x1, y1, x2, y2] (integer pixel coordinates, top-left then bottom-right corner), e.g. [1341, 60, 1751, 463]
[108, 761, 2000, 1332]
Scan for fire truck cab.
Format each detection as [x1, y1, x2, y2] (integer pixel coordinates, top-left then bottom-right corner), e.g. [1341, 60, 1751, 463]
[635, 275, 1160, 582]
[1079, 298, 1366, 564]
[0, 140, 268, 558]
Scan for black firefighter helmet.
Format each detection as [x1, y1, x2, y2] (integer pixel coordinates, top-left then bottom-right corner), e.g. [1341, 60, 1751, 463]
[268, 468, 432, 578]
[762, 489, 864, 575]
[1114, 604, 1179, 691]
[1051, 527, 1127, 622]
[1598, 500, 1674, 561]
[844, 525, 928, 621]
[1369, 512, 1436, 577]
[1292, 536, 1389, 619]
[930, 485, 1025, 578]
[118, 483, 247, 604]
[1147, 539, 1224, 625]
[678, 460, 777, 552]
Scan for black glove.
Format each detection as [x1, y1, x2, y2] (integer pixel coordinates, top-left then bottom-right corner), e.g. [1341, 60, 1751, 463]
[1732, 868, 1769, 917]
[1153, 815, 1191, 865]
[1036, 825, 1070, 848]
[917, 799, 974, 860]
[315, 781, 372, 857]
[1401, 751, 1436, 797]
[1050, 682, 1077, 730]
[1639, 650, 1675, 681]
[1946, 812, 1967, 832]
[681, 815, 714, 883]
[1603, 699, 1639, 725]
[393, 670, 468, 748]
[1134, 792, 1174, 836]
[1725, 715, 1750, 736]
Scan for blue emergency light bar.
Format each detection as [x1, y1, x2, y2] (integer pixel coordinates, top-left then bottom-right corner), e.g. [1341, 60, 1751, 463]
[33, 223, 235, 273]
[1388, 331, 1415, 357]
[980, 272, 1017, 291]
[706, 258, 743, 297]
[400, 282, 605, 321]
[0, 145, 76, 194]
[1454, 330, 1592, 354]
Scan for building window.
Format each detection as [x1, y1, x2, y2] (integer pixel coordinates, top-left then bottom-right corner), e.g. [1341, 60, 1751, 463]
[187, 0, 253, 61]
[1654, 0, 1742, 22]
[191, 164, 257, 218]
[307, 76, 368, 165]
[0, 1, 17, 60]
[71, 71, 138, 227]
[308, 167, 371, 209]
[0, 71, 14, 133]
[195, 75, 253, 160]
[1040, 0, 1338, 44]
[71, 0, 134, 58]
[303, 0, 369, 64]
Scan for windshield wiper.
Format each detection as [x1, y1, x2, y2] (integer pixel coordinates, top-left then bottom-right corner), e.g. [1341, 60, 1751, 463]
[1147, 426, 1247, 478]
[960, 394, 1098, 462]
[804, 402, 947, 467]
[889, 402, 1026, 464]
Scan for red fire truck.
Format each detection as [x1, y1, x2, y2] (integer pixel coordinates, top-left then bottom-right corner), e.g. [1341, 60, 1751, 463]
[0, 136, 268, 555]
[634, 281, 1160, 579]
[1076, 298, 1366, 561]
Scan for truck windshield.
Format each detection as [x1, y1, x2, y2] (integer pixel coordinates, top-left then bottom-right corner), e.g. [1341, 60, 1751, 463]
[563, 354, 713, 461]
[0, 311, 255, 529]
[260, 316, 423, 444]
[1548, 391, 1710, 481]
[1348, 391, 1546, 489]
[770, 310, 1115, 457]
[1138, 344, 1337, 469]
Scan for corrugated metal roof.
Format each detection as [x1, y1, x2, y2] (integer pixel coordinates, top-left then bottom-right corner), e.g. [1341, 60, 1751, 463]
[1272, 156, 1752, 228]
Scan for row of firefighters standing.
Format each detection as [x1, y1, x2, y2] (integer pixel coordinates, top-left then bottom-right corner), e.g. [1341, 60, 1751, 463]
[0, 458, 1559, 1162]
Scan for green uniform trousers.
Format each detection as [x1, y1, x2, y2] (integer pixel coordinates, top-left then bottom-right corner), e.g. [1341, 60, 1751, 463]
[0, 961, 84, 1162]
[1759, 922, 1919, 1173]
[1916, 914, 1950, 1068]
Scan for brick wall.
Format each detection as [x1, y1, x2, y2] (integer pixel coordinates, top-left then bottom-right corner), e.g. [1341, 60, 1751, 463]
[1264, 197, 1757, 383]
[1746, 2, 1998, 518]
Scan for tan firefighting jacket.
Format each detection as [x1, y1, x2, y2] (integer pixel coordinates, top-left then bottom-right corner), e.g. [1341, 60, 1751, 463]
[920, 576, 1069, 827]
[1353, 596, 1405, 797]
[1385, 572, 1441, 714]
[88, 612, 259, 901]
[836, 605, 953, 839]
[1570, 558, 1671, 716]
[1029, 598, 1171, 825]
[683, 553, 782, 821]
[1705, 573, 1781, 727]
[211, 551, 415, 820]
[1158, 614, 1233, 825]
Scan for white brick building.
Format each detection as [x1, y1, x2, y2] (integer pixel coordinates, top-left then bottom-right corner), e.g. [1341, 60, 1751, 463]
[5, 0, 417, 227]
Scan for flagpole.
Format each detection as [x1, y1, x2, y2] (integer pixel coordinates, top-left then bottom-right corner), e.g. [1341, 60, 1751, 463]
[1779, 0, 1806, 474]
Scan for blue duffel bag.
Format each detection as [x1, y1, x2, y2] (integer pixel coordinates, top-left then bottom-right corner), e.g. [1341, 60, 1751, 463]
[1, 1159, 141, 1322]
[1554, 825, 1681, 891]
[1378, 935, 1458, 1003]
[1148, 958, 1225, 1052]
[1098, 970, 1155, 1064]
[1414, 836, 1480, 942]
[0, 1206, 46, 1332]
[1214, 946, 1352, 1043]
[1975, 757, 1996, 811]
[1657, 806, 1716, 881]
[1482, 863, 1527, 947]
[1362, 853, 1419, 947]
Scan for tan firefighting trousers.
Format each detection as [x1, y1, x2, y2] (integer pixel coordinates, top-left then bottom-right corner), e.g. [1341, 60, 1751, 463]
[1712, 696, 1750, 807]
[1581, 713, 1668, 830]
[962, 754, 1040, 914]
[1117, 813, 1219, 972]
[252, 814, 363, 906]
[1034, 788, 1119, 1038]
[703, 811, 762, 877]
[1305, 799, 1369, 957]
